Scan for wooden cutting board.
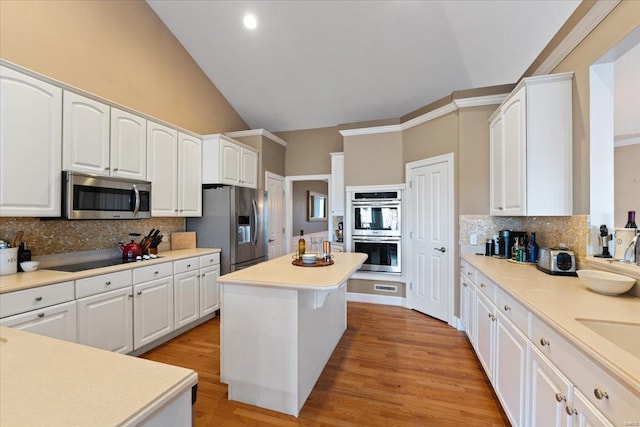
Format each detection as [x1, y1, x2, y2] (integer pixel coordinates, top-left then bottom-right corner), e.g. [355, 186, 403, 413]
[171, 232, 196, 250]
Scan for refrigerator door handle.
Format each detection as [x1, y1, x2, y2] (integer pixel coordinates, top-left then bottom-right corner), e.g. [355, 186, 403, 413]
[251, 199, 258, 245]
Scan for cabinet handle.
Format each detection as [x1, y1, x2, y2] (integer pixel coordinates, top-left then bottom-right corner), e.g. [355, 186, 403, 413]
[462, 283, 468, 288]
[137, 291, 142, 296]
[105, 281, 111, 286]
[174, 209, 178, 212]
[480, 283, 486, 288]
[467, 271, 472, 276]
[593, 388, 609, 400]
[565, 405, 577, 416]
[503, 305, 511, 311]
[540, 338, 550, 347]
[128, 294, 133, 298]
[37, 313, 44, 318]
[555, 393, 566, 403]
[113, 168, 119, 171]
[488, 313, 496, 321]
[35, 296, 43, 302]
[104, 167, 110, 171]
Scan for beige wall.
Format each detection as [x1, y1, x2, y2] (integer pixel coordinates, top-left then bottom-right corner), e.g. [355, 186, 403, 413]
[458, 106, 496, 214]
[0, 0, 247, 134]
[550, 0, 640, 214]
[614, 144, 640, 227]
[277, 126, 343, 176]
[344, 131, 404, 186]
[403, 111, 459, 166]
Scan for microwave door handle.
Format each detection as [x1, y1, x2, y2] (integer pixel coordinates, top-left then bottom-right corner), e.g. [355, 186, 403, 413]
[132, 184, 140, 217]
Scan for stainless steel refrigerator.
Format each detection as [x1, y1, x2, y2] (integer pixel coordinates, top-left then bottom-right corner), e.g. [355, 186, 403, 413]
[186, 185, 268, 275]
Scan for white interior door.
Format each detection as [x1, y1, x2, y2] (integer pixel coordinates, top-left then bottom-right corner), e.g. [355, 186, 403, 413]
[266, 172, 285, 259]
[407, 154, 453, 324]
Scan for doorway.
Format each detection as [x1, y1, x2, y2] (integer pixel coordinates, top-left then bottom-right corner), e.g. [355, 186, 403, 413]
[265, 172, 285, 259]
[405, 153, 455, 325]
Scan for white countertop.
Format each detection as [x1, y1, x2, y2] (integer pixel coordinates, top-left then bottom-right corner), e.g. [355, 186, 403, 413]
[0, 326, 197, 426]
[0, 248, 221, 294]
[461, 254, 640, 395]
[218, 252, 368, 290]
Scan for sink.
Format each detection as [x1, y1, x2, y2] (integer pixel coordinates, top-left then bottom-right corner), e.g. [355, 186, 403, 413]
[576, 269, 636, 295]
[576, 318, 640, 358]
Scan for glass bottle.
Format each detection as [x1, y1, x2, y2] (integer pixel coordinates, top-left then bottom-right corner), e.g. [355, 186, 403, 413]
[624, 211, 637, 228]
[526, 232, 539, 263]
[298, 230, 306, 257]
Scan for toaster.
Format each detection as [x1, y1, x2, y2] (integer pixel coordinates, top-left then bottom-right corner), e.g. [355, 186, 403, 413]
[536, 248, 577, 276]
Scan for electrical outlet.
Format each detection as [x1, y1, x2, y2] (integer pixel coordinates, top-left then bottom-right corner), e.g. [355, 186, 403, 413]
[470, 233, 478, 245]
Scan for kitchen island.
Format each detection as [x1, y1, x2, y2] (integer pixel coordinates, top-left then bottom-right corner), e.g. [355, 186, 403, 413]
[218, 252, 367, 416]
[0, 325, 197, 426]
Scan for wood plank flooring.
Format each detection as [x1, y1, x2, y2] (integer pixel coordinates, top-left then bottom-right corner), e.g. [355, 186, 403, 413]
[141, 302, 509, 426]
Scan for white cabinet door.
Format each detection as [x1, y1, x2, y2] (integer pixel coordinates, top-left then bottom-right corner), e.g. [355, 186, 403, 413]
[177, 132, 202, 216]
[330, 152, 345, 216]
[0, 66, 62, 217]
[529, 345, 571, 427]
[0, 300, 77, 343]
[174, 271, 199, 329]
[110, 108, 147, 180]
[76, 287, 133, 354]
[475, 290, 495, 382]
[489, 113, 505, 215]
[569, 389, 614, 427]
[240, 147, 258, 189]
[199, 264, 220, 317]
[147, 121, 178, 216]
[62, 91, 111, 176]
[133, 276, 174, 349]
[500, 86, 527, 216]
[220, 138, 241, 185]
[460, 277, 471, 332]
[494, 310, 528, 427]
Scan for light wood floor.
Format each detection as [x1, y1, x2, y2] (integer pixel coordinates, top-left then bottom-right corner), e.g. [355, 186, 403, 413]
[141, 302, 509, 426]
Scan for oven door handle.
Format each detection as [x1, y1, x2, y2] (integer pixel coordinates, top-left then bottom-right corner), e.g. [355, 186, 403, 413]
[352, 237, 401, 242]
[352, 201, 400, 207]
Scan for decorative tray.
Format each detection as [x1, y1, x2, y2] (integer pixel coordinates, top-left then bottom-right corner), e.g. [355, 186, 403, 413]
[292, 258, 334, 267]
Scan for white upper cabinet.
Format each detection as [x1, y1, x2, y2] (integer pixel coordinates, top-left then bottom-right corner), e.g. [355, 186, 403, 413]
[202, 134, 258, 189]
[330, 152, 345, 216]
[147, 122, 202, 217]
[0, 66, 63, 217]
[63, 91, 110, 175]
[147, 121, 178, 216]
[490, 72, 573, 216]
[177, 132, 202, 216]
[110, 108, 147, 180]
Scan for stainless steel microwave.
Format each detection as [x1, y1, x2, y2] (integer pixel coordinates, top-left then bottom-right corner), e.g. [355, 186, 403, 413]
[62, 171, 151, 219]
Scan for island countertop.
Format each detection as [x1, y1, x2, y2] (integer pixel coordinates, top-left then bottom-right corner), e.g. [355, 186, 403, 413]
[0, 326, 197, 426]
[217, 252, 368, 290]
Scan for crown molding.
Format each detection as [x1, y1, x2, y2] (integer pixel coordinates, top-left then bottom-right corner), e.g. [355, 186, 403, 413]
[339, 93, 507, 137]
[531, 0, 621, 76]
[614, 134, 640, 147]
[225, 128, 288, 147]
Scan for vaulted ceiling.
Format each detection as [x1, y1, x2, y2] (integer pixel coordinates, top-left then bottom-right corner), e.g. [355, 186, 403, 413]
[147, 1, 581, 132]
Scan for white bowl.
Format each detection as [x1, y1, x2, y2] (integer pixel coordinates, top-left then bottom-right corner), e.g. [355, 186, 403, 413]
[301, 254, 317, 264]
[576, 270, 636, 295]
[20, 261, 40, 272]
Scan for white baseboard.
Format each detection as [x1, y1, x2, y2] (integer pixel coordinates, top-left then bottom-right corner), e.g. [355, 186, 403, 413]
[347, 292, 405, 306]
[455, 317, 465, 331]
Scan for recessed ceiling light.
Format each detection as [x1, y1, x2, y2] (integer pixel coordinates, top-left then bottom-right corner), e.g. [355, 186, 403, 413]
[243, 14, 257, 30]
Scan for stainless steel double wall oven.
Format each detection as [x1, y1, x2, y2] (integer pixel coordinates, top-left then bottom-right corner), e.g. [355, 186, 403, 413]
[351, 191, 401, 273]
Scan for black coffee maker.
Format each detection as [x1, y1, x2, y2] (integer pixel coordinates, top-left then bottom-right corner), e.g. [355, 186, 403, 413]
[497, 230, 527, 259]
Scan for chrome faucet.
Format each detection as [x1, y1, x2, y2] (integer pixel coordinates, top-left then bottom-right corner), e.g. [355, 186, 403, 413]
[622, 233, 639, 264]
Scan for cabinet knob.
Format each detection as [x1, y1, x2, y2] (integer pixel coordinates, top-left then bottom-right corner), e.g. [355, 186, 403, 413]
[113, 168, 119, 171]
[128, 294, 133, 298]
[154, 271, 159, 275]
[503, 305, 511, 311]
[105, 281, 111, 286]
[467, 271, 472, 276]
[187, 264, 191, 268]
[480, 283, 486, 288]
[463, 283, 468, 288]
[37, 313, 45, 318]
[540, 338, 550, 347]
[593, 388, 609, 400]
[35, 296, 43, 302]
[137, 290, 142, 296]
[565, 405, 577, 416]
[104, 167, 110, 171]
[555, 393, 566, 403]
[498, 206, 504, 210]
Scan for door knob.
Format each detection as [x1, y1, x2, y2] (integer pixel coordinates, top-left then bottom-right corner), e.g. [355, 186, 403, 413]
[434, 247, 446, 253]
[268, 239, 275, 242]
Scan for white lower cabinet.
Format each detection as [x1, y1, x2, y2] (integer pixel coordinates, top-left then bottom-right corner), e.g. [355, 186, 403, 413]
[133, 276, 174, 349]
[0, 300, 77, 343]
[474, 290, 495, 381]
[199, 264, 220, 317]
[569, 388, 614, 427]
[174, 270, 199, 329]
[76, 287, 133, 354]
[529, 345, 572, 427]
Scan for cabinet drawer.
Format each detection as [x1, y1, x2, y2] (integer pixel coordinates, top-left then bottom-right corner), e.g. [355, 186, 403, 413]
[0, 281, 75, 318]
[75, 270, 132, 299]
[461, 260, 477, 284]
[132, 262, 173, 284]
[496, 287, 529, 337]
[199, 253, 220, 268]
[531, 315, 638, 426]
[174, 257, 198, 275]
[476, 272, 496, 303]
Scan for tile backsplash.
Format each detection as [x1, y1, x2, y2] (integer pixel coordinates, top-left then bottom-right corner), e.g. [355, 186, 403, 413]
[0, 217, 185, 257]
[459, 215, 589, 266]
